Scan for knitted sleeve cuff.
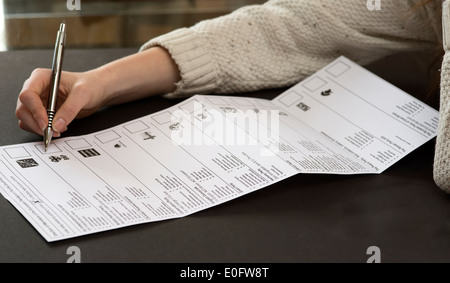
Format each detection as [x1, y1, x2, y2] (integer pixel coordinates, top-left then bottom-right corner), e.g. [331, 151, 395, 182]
[434, 0, 450, 192]
[140, 28, 219, 99]
[443, 0, 450, 51]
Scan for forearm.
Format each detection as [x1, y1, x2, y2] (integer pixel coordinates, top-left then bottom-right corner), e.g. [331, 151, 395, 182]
[141, 0, 441, 98]
[90, 46, 181, 106]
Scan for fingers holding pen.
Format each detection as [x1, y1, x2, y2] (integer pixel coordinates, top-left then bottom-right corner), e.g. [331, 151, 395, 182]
[16, 68, 78, 136]
[16, 68, 51, 135]
[17, 67, 107, 137]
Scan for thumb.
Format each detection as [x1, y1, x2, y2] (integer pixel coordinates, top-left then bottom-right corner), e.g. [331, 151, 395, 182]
[51, 86, 88, 133]
[51, 102, 76, 133]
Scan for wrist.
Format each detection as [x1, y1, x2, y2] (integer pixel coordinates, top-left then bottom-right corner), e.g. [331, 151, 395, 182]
[88, 47, 181, 106]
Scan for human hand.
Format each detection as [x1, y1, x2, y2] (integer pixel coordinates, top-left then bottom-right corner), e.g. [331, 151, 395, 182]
[16, 68, 106, 137]
[16, 47, 181, 137]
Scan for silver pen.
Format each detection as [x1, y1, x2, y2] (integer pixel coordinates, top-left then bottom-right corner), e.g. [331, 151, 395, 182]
[44, 23, 66, 152]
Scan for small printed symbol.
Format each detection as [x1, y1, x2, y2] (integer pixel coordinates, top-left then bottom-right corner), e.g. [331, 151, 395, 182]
[321, 89, 332, 96]
[296, 102, 310, 112]
[141, 131, 156, 140]
[49, 156, 62, 163]
[78, 148, 101, 158]
[16, 158, 39, 168]
[114, 144, 121, 148]
[49, 155, 69, 162]
[197, 113, 208, 120]
[169, 123, 181, 131]
[220, 107, 237, 113]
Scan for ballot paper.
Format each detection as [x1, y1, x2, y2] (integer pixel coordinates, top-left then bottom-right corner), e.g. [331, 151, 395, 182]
[0, 57, 439, 242]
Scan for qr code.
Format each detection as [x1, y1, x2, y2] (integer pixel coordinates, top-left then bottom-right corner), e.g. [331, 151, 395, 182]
[296, 102, 310, 112]
[16, 158, 39, 168]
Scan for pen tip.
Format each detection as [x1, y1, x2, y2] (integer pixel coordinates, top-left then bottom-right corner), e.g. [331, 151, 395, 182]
[43, 127, 53, 153]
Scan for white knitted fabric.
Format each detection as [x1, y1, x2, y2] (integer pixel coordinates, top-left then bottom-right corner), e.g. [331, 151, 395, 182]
[141, 0, 449, 191]
[436, 0, 450, 192]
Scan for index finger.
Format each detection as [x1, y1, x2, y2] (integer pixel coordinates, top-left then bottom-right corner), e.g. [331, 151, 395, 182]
[17, 68, 52, 126]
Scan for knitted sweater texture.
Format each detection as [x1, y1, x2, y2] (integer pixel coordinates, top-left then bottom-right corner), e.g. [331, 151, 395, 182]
[141, 0, 449, 191]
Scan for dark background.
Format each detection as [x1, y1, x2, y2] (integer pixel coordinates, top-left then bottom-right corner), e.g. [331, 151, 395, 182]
[0, 48, 449, 263]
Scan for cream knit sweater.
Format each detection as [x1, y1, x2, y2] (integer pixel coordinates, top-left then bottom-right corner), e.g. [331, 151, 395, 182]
[141, 0, 449, 192]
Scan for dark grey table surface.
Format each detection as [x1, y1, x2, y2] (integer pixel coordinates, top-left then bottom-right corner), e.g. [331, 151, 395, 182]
[0, 48, 449, 263]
